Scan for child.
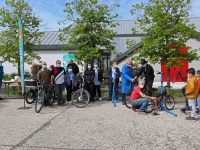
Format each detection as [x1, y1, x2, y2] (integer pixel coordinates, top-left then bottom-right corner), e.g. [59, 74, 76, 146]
[185, 68, 198, 121]
[196, 70, 200, 114]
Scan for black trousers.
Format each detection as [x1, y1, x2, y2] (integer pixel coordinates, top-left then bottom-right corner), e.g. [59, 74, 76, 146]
[94, 85, 101, 97]
[86, 82, 94, 101]
[145, 79, 154, 96]
[66, 81, 72, 102]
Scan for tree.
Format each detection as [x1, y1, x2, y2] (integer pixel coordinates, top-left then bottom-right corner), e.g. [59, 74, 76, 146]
[59, 0, 119, 63]
[130, 0, 199, 88]
[0, 0, 43, 76]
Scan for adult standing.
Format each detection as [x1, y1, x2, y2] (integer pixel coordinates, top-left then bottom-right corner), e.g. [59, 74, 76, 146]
[84, 63, 95, 102]
[67, 59, 79, 75]
[107, 61, 120, 101]
[135, 59, 155, 96]
[66, 65, 76, 103]
[51, 60, 66, 106]
[121, 59, 134, 105]
[93, 63, 103, 101]
[37, 61, 51, 106]
[0, 61, 4, 100]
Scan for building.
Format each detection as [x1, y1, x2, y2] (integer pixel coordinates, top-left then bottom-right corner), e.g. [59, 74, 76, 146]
[2, 18, 200, 82]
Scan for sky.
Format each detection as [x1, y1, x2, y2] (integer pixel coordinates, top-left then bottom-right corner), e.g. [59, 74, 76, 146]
[0, 0, 200, 31]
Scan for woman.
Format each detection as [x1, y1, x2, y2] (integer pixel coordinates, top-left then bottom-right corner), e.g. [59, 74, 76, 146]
[84, 63, 95, 102]
[93, 63, 103, 100]
[66, 65, 76, 102]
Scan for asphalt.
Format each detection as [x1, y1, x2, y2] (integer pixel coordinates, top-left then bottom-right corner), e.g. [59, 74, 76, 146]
[0, 94, 200, 150]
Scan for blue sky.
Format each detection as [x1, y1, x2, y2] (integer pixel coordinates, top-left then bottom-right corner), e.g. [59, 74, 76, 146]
[0, 0, 200, 31]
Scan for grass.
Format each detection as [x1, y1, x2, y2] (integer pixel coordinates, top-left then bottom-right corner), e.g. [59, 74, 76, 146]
[168, 89, 184, 98]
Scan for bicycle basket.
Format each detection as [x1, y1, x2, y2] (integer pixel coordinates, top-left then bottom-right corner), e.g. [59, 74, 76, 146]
[74, 76, 83, 83]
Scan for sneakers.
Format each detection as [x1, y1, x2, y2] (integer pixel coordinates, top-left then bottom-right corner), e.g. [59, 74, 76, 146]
[0, 97, 4, 100]
[99, 97, 102, 101]
[186, 116, 196, 122]
[138, 111, 148, 115]
[131, 106, 137, 112]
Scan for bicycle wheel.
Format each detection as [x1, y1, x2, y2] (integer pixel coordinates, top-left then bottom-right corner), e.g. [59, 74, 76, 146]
[72, 89, 90, 108]
[26, 90, 37, 104]
[145, 100, 154, 113]
[172, 75, 178, 84]
[164, 95, 175, 110]
[35, 91, 45, 113]
[124, 90, 132, 109]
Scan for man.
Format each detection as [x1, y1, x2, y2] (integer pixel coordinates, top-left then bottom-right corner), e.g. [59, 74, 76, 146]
[0, 61, 4, 100]
[135, 59, 155, 96]
[121, 59, 135, 105]
[51, 60, 66, 106]
[130, 79, 158, 115]
[107, 61, 120, 101]
[37, 61, 51, 106]
[67, 59, 79, 75]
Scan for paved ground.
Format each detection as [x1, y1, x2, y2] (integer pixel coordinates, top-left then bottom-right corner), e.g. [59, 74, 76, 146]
[0, 96, 200, 150]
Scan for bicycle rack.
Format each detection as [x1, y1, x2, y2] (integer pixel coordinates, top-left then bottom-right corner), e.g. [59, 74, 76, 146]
[157, 72, 177, 116]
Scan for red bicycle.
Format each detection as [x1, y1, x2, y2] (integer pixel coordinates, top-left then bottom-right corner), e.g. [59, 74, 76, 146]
[172, 68, 187, 84]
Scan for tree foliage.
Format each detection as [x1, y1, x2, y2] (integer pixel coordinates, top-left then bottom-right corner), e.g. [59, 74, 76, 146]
[130, 0, 199, 86]
[0, 0, 43, 75]
[59, 0, 119, 62]
[131, 0, 199, 66]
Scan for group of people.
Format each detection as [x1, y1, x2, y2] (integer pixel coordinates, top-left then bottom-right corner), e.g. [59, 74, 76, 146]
[37, 59, 103, 106]
[109, 58, 158, 115]
[2, 57, 199, 121]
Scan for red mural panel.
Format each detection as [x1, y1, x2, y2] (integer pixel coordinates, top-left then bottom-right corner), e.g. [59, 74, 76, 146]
[161, 47, 188, 82]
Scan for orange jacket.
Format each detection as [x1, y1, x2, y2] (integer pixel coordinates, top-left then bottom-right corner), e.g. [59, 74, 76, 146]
[186, 76, 198, 99]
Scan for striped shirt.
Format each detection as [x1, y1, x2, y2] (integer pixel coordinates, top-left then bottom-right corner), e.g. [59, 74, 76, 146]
[51, 67, 66, 84]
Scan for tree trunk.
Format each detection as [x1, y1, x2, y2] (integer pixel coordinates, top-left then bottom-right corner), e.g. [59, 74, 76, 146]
[166, 67, 170, 94]
[18, 61, 21, 77]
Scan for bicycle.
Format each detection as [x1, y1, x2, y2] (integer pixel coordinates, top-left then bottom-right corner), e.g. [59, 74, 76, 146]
[151, 85, 175, 110]
[172, 68, 187, 83]
[25, 81, 58, 105]
[35, 82, 55, 113]
[71, 76, 90, 108]
[124, 85, 158, 113]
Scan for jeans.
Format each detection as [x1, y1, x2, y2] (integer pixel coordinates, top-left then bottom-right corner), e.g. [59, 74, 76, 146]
[55, 83, 65, 104]
[109, 82, 118, 100]
[131, 98, 149, 112]
[188, 99, 196, 117]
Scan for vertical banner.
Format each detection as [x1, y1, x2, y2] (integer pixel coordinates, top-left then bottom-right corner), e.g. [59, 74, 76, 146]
[18, 17, 25, 95]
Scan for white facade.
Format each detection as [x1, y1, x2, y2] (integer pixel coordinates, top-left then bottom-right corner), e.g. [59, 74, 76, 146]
[2, 50, 84, 74]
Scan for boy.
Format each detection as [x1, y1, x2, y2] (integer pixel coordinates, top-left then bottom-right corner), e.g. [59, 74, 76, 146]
[185, 68, 198, 121]
[196, 70, 200, 114]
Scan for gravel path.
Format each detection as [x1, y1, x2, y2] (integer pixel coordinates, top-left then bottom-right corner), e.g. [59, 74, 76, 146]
[0, 98, 199, 150]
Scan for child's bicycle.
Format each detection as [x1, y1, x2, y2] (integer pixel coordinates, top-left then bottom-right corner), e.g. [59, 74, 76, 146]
[124, 85, 175, 112]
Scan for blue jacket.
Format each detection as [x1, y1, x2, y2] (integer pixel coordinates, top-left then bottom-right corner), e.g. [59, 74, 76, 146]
[66, 72, 75, 86]
[121, 64, 134, 93]
[0, 66, 4, 79]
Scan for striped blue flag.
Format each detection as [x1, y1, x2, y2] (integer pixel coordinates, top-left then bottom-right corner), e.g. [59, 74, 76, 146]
[18, 17, 25, 95]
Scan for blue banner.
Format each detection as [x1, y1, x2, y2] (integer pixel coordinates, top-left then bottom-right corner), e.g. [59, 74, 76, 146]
[18, 17, 25, 95]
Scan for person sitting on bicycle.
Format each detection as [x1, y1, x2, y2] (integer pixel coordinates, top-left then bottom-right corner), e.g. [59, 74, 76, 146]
[135, 59, 155, 96]
[130, 79, 158, 115]
[37, 61, 51, 106]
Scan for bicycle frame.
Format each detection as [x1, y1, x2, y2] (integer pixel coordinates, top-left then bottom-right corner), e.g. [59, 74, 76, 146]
[172, 69, 187, 83]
